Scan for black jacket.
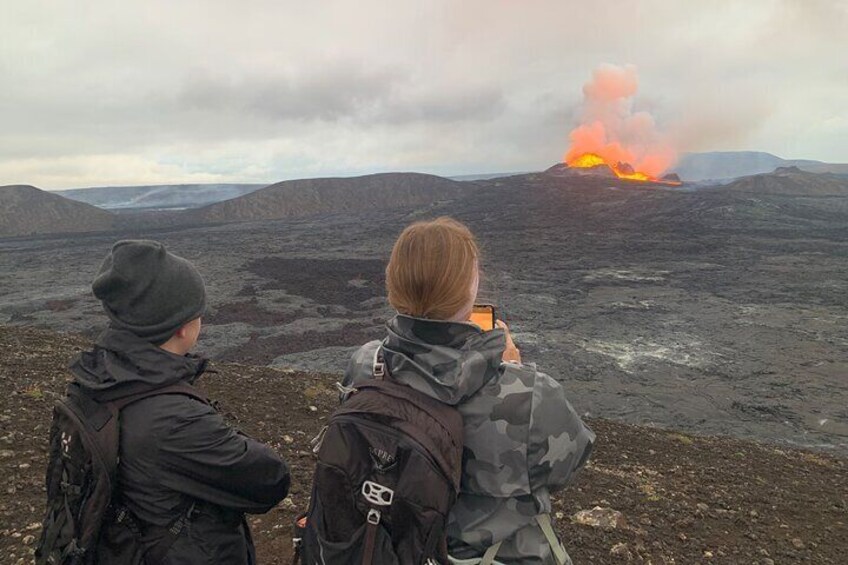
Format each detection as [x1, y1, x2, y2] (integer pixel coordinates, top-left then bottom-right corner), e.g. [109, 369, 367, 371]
[71, 329, 290, 564]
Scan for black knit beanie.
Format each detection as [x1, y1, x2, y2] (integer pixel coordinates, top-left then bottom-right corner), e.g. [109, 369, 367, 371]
[92, 240, 207, 343]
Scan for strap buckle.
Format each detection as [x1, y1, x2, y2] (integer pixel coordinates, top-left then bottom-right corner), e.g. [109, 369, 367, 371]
[366, 508, 381, 525]
[361, 480, 394, 506]
[372, 345, 387, 379]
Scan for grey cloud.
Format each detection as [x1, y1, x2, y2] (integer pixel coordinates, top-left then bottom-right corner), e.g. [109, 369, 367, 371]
[379, 87, 507, 124]
[175, 67, 506, 126]
[176, 65, 400, 122]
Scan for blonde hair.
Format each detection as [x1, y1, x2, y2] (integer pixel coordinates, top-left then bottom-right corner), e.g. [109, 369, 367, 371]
[386, 217, 479, 320]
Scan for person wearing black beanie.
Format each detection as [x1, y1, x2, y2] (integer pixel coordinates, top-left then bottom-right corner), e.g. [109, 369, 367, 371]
[57, 239, 291, 564]
[92, 240, 207, 344]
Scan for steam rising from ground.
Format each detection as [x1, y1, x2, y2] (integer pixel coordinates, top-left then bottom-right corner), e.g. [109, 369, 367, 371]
[565, 64, 676, 177]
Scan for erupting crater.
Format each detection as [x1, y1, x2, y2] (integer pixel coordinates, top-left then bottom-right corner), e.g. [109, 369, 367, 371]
[567, 152, 682, 185]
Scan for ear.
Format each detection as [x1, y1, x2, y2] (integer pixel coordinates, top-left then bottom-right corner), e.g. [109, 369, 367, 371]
[173, 323, 190, 339]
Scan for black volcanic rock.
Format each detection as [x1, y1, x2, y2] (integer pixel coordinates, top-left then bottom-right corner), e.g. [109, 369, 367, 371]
[544, 163, 571, 175]
[545, 162, 617, 179]
[0, 185, 114, 238]
[616, 161, 635, 175]
[662, 173, 682, 183]
[184, 172, 472, 225]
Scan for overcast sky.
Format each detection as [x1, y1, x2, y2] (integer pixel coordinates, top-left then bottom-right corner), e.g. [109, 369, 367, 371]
[2, 0, 846, 189]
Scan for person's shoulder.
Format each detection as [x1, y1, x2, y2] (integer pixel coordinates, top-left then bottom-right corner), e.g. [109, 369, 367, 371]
[473, 362, 567, 414]
[496, 361, 555, 393]
[119, 391, 211, 454]
[123, 388, 213, 425]
[462, 362, 539, 421]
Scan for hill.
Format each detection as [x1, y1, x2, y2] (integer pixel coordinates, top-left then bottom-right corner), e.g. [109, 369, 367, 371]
[0, 185, 114, 237]
[184, 172, 472, 224]
[0, 325, 845, 564]
[672, 151, 848, 182]
[715, 166, 848, 196]
[6, 166, 845, 238]
[57, 183, 267, 211]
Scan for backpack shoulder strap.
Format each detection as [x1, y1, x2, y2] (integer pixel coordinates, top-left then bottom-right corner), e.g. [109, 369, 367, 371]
[479, 541, 504, 565]
[536, 513, 571, 565]
[473, 515, 568, 565]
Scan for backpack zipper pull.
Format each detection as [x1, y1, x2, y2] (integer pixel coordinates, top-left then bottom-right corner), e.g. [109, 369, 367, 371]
[310, 426, 328, 454]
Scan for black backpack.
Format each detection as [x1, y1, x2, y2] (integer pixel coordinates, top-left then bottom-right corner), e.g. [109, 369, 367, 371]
[295, 351, 464, 565]
[35, 381, 207, 565]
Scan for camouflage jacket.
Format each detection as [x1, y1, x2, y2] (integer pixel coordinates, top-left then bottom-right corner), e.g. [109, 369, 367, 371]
[342, 315, 595, 564]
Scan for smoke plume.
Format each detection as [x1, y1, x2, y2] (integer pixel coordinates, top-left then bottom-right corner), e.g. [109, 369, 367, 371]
[565, 64, 676, 176]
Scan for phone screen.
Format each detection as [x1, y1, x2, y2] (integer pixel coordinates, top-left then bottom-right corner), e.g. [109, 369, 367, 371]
[470, 304, 496, 331]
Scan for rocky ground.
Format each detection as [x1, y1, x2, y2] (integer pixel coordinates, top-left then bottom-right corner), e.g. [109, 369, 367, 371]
[1, 172, 846, 456]
[1, 326, 846, 565]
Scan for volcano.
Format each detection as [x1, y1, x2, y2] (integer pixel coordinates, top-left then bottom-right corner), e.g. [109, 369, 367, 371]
[547, 156, 683, 186]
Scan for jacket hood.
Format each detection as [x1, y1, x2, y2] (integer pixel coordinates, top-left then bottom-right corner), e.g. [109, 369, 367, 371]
[381, 314, 506, 405]
[71, 328, 208, 400]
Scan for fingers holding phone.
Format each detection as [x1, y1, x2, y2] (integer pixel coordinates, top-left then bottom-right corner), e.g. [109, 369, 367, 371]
[470, 304, 521, 365]
[496, 319, 522, 365]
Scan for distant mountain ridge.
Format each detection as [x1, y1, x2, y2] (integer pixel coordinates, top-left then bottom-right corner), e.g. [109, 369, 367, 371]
[185, 172, 472, 225]
[672, 151, 848, 182]
[715, 166, 848, 196]
[4, 161, 848, 239]
[0, 185, 114, 237]
[58, 183, 266, 211]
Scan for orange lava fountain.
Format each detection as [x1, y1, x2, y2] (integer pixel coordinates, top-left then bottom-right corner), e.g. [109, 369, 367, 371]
[567, 152, 680, 185]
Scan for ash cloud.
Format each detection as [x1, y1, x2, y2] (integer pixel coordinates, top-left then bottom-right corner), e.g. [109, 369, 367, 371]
[565, 64, 676, 176]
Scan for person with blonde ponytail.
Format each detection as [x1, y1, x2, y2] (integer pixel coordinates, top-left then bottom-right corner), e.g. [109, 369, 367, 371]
[343, 217, 594, 564]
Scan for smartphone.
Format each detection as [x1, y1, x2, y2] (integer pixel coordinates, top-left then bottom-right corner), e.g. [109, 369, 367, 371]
[470, 304, 497, 331]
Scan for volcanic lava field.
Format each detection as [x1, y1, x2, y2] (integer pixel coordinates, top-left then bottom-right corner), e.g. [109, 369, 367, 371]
[1, 171, 846, 455]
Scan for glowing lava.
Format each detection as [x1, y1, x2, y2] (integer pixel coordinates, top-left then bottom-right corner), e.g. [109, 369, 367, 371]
[569, 153, 607, 168]
[567, 152, 679, 185]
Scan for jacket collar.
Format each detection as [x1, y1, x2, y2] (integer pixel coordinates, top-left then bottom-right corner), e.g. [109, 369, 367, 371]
[71, 328, 208, 400]
[381, 314, 506, 405]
